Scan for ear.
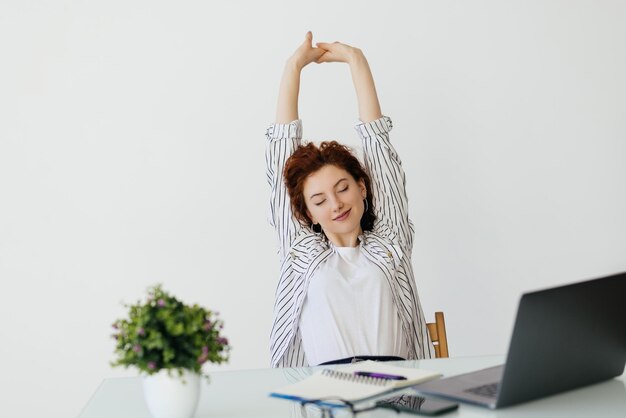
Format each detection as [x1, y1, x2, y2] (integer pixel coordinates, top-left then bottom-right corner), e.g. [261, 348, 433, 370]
[358, 178, 367, 199]
[306, 208, 315, 224]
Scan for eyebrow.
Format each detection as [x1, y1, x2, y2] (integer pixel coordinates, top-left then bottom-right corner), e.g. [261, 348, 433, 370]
[309, 178, 349, 200]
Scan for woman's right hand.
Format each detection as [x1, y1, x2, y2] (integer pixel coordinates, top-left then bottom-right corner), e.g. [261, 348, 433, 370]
[289, 31, 326, 71]
[275, 32, 323, 123]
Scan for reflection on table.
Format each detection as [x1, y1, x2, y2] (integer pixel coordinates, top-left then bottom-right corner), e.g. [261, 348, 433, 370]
[79, 355, 626, 418]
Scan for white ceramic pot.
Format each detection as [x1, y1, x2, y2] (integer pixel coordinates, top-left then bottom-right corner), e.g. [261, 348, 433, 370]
[142, 369, 201, 418]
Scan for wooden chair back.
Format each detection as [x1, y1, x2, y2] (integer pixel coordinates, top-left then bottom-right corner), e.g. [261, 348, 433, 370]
[426, 311, 449, 358]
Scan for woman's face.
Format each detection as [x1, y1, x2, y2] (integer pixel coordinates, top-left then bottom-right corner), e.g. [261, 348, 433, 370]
[303, 164, 367, 247]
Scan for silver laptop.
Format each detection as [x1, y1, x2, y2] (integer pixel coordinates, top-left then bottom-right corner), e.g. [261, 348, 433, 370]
[415, 272, 626, 409]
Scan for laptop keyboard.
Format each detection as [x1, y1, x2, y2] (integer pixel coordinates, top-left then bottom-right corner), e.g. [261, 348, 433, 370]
[464, 382, 499, 398]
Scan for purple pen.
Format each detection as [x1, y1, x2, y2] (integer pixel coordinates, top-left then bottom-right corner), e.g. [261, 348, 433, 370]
[354, 371, 407, 380]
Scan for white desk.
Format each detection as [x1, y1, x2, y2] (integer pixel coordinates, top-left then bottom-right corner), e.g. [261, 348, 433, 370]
[79, 355, 626, 417]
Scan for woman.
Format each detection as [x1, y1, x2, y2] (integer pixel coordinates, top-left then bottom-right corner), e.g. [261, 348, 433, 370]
[266, 32, 434, 367]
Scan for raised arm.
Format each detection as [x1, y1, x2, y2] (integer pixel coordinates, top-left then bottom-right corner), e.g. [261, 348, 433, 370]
[316, 42, 413, 249]
[276, 32, 325, 123]
[266, 33, 325, 258]
[315, 42, 382, 123]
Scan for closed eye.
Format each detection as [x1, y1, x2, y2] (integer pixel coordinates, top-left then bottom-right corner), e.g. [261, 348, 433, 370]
[314, 200, 326, 206]
[339, 186, 348, 192]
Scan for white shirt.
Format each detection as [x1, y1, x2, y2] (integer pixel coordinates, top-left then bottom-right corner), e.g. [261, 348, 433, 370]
[299, 244, 408, 365]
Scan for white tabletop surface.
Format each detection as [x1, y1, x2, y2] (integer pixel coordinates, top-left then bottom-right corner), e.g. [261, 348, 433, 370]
[79, 355, 626, 418]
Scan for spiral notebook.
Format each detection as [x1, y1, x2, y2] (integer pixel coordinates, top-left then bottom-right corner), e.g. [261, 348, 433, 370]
[270, 360, 441, 403]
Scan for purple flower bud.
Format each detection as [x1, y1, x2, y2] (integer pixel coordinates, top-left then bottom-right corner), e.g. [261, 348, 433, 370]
[203, 321, 212, 331]
[112, 322, 119, 329]
[197, 353, 208, 364]
[147, 361, 156, 370]
[133, 344, 142, 353]
[202, 346, 209, 354]
[217, 337, 228, 346]
[157, 299, 166, 307]
[137, 328, 145, 336]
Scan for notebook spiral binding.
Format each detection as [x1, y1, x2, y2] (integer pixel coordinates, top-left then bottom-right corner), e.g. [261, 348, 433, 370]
[321, 369, 391, 386]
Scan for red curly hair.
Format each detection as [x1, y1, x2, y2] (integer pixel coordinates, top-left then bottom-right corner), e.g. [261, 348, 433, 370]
[284, 141, 376, 232]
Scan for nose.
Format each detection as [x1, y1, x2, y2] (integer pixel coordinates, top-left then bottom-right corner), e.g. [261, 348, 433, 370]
[329, 195, 344, 212]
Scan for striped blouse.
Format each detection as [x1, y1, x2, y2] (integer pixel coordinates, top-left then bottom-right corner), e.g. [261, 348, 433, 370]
[265, 115, 434, 368]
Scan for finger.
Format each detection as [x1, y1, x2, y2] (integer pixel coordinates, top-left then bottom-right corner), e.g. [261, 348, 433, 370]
[315, 51, 334, 63]
[312, 48, 326, 60]
[316, 42, 332, 50]
[306, 48, 325, 64]
[303, 31, 312, 46]
[312, 45, 325, 55]
[317, 41, 340, 46]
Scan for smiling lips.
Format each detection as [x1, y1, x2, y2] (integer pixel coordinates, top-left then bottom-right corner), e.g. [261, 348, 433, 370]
[333, 209, 351, 221]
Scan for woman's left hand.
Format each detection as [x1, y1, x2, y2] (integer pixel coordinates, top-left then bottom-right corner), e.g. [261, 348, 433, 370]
[316, 39, 381, 123]
[315, 41, 363, 65]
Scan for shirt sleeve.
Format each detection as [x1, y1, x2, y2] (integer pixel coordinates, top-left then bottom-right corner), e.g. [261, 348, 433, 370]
[355, 115, 414, 250]
[265, 119, 304, 259]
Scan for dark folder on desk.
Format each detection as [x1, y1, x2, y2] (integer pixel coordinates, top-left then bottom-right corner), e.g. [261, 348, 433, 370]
[415, 271, 626, 409]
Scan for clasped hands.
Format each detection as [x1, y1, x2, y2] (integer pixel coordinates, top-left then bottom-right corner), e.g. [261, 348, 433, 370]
[289, 31, 363, 71]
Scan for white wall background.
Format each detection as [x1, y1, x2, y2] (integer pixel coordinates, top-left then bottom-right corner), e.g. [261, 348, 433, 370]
[1, 1, 625, 417]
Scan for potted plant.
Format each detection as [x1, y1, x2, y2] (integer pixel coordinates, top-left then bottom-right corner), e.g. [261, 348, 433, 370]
[111, 284, 230, 418]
